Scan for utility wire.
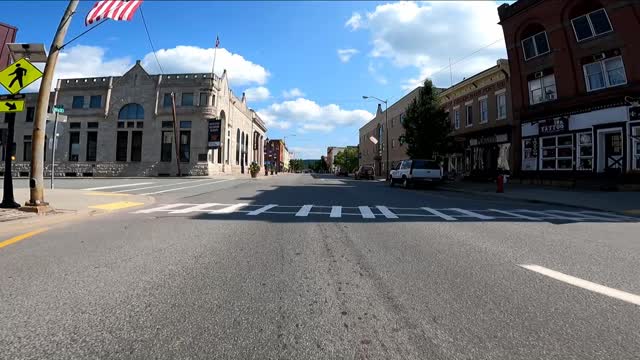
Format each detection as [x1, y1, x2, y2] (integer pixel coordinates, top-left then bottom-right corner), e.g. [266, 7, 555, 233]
[60, 18, 109, 50]
[139, 6, 164, 74]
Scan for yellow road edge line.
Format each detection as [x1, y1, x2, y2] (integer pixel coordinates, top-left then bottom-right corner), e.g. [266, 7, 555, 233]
[0, 228, 49, 249]
[623, 209, 640, 215]
[89, 201, 145, 211]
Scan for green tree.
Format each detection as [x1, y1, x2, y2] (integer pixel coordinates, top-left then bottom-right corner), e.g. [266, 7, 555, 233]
[333, 147, 359, 173]
[401, 79, 451, 159]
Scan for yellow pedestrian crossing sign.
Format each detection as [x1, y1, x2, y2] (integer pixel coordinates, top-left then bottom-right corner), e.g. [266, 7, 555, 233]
[0, 58, 43, 94]
[0, 94, 25, 112]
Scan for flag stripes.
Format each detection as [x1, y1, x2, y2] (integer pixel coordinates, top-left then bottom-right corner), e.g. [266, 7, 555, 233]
[85, 0, 143, 26]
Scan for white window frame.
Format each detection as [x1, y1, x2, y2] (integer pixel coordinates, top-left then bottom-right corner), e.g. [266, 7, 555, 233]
[465, 102, 473, 127]
[528, 74, 557, 105]
[453, 107, 460, 130]
[576, 131, 594, 171]
[571, 8, 613, 43]
[540, 134, 574, 171]
[632, 126, 640, 171]
[583, 56, 627, 92]
[496, 92, 507, 120]
[478, 97, 488, 124]
[521, 31, 550, 61]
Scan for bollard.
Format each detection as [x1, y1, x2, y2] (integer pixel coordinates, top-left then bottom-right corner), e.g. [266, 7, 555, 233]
[496, 174, 504, 193]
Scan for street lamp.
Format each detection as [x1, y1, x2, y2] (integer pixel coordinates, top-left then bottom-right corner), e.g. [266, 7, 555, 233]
[363, 95, 389, 177]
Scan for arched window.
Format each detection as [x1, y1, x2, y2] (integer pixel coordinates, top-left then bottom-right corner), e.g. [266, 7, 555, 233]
[236, 129, 241, 165]
[520, 23, 549, 60]
[568, 1, 612, 42]
[118, 103, 144, 120]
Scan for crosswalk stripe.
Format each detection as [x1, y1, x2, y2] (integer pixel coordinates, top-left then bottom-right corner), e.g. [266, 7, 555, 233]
[579, 210, 633, 220]
[376, 206, 398, 219]
[450, 208, 494, 220]
[247, 204, 277, 216]
[139, 179, 232, 195]
[209, 203, 248, 214]
[295, 205, 313, 217]
[134, 203, 191, 214]
[83, 182, 153, 191]
[112, 179, 211, 193]
[517, 209, 577, 220]
[330, 206, 342, 218]
[170, 203, 220, 214]
[359, 206, 375, 219]
[489, 209, 538, 220]
[546, 210, 607, 221]
[421, 207, 456, 221]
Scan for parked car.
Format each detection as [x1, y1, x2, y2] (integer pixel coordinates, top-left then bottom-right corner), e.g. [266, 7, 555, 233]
[389, 159, 443, 188]
[354, 165, 375, 180]
[335, 168, 349, 177]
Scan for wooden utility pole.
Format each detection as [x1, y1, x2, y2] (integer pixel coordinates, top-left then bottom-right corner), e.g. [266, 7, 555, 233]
[171, 92, 182, 176]
[27, 0, 79, 208]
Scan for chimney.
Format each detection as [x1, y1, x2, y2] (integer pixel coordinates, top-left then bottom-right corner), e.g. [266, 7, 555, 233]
[135, 59, 141, 65]
[377, 103, 383, 115]
[241, 92, 246, 103]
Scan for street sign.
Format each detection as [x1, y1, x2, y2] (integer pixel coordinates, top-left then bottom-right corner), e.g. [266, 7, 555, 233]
[53, 105, 64, 113]
[0, 58, 43, 94]
[0, 93, 25, 112]
[630, 106, 640, 121]
[46, 113, 67, 122]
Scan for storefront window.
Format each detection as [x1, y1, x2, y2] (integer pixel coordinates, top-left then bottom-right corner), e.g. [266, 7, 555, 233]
[522, 138, 538, 171]
[577, 132, 593, 170]
[541, 135, 573, 170]
[633, 127, 640, 170]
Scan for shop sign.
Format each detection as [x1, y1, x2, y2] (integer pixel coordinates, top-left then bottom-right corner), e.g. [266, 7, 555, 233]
[207, 119, 221, 148]
[469, 133, 509, 146]
[630, 106, 640, 121]
[539, 117, 568, 135]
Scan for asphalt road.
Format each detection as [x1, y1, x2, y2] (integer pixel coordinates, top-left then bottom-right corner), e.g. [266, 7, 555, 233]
[1, 174, 639, 359]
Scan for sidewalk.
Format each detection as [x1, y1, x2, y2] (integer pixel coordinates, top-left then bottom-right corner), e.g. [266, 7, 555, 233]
[439, 181, 640, 215]
[0, 188, 154, 238]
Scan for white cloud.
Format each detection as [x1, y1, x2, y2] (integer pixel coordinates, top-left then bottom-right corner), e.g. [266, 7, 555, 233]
[257, 98, 373, 134]
[345, 13, 363, 30]
[337, 48, 359, 63]
[290, 146, 324, 159]
[349, 1, 507, 88]
[368, 61, 388, 85]
[25, 45, 132, 92]
[142, 45, 269, 86]
[243, 86, 270, 102]
[282, 88, 305, 98]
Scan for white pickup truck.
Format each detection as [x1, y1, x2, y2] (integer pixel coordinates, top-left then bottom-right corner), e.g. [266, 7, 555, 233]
[389, 159, 443, 188]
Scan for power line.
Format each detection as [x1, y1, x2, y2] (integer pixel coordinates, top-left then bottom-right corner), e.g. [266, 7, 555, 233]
[139, 6, 164, 74]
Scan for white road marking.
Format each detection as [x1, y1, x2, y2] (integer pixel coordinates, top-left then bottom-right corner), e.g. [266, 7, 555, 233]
[169, 203, 220, 214]
[134, 203, 192, 214]
[359, 206, 375, 219]
[112, 179, 211, 193]
[579, 210, 633, 221]
[247, 204, 278, 216]
[450, 208, 494, 220]
[83, 182, 153, 191]
[376, 206, 398, 219]
[519, 264, 640, 306]
[330, 206, 342, 218]
[546, 210, 613, 221]
[139, 179, 232, 195]
[489, 209, 538, 220]
[517, 209, 577, 220]
[421, 207, 456, 221]
[209, 203, 248, 214]
[295, 205, 313, 217]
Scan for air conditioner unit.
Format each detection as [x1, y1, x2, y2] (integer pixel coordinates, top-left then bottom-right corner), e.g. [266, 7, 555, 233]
[545, 92, 557, 100]
[593, 53, 606, 61]
[534, 71, 544, 79]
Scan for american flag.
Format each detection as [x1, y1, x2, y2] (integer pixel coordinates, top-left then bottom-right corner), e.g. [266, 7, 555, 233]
[85, 0, 143, 26]
[215, 36, 220, 48]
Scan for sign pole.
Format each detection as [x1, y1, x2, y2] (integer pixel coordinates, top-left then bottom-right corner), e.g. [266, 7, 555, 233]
[50, 111, 58, 189]
[27, 0, 79, 209]
[1, 113, 19, 208]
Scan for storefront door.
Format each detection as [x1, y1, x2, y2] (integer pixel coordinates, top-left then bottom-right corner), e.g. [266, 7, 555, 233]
[603, 131, 623, 173]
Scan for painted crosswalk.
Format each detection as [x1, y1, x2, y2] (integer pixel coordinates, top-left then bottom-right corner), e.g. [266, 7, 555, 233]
[132, 203, 637, 223]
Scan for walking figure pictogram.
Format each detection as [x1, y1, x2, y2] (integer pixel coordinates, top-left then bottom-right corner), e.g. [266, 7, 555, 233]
[8, 64, 27, 89]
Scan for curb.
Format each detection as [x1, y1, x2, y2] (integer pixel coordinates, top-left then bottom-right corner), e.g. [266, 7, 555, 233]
[438, 186, 631, 216]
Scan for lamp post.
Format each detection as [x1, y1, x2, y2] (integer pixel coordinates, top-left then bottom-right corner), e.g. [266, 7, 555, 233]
[363, 95, 388, 177]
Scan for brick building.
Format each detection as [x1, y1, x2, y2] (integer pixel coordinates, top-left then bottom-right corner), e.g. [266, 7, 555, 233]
[440, 60, 514, 179]
[0, 61, 267, 177]
[265, 139, 288, 172]
[498, 0, 640, 183]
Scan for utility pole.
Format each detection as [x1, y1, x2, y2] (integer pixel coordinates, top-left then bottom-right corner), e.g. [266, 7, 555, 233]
[1, 113, 19, 208]
[27, 0, 79, 209]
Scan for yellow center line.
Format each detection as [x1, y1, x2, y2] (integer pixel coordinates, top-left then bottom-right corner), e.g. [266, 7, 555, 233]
[0, 228, 49, 250]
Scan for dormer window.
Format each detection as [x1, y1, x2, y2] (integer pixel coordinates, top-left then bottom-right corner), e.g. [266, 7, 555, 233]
[571, 8, 613, 42]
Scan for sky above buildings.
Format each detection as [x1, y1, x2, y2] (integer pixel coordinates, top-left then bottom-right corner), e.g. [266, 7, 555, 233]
[9, 0, 509, 159]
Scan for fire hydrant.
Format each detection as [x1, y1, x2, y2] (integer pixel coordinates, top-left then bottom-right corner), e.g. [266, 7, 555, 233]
[496, 174, 504, 193]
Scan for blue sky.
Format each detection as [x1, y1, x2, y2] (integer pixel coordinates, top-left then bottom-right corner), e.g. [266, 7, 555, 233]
[10, 1, 508, 159]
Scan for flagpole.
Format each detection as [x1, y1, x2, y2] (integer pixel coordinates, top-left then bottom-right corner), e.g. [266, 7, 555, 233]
[210, 35, 218, 86]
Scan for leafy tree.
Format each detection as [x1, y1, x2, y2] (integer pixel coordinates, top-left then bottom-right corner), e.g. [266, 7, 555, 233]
[333, 147, 359, 172]
[401, 79, 451, 159]
[289, 159, 304, 172]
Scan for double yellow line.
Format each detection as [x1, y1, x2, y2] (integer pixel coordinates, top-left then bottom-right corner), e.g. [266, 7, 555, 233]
[0, 228, 49, 250]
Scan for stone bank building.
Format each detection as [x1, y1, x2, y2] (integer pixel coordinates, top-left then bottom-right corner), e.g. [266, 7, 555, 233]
[0, 61, 267, 177]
